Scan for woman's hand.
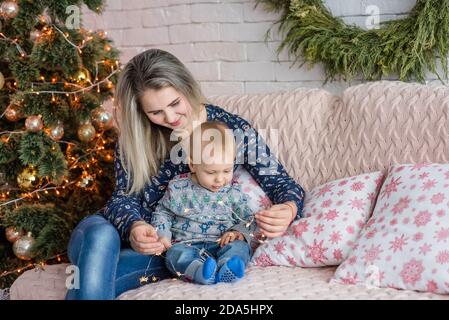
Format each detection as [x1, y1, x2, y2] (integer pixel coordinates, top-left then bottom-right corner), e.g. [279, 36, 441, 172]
[129, 221, 165, 255]
[255, 202, 297, 239]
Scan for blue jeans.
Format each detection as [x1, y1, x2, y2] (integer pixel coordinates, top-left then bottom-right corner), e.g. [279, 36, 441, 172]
[65, 215, 172, 300]
[165, 240, 252, 281]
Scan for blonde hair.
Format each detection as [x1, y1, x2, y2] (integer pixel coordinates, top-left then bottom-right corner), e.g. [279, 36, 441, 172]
[189, 121, 236, 165]
[115, 49, 205, 194]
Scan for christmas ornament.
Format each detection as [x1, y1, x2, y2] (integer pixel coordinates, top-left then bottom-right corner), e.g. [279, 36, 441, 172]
[4, 104, 24, 122]
[17, 166, 40, 190]
[25, 115, 44, 132]
[5, 226, 24, 243]
[13, 232, 36, 260]
[74, 68, 91, 84]
[29, 30, 41, 42]
[0, 71, 4, 90]
[45, 122, 64, 141]
[0, 1, 19, 19]
[91, 107, 113, 130]
[77, 123, 96, 142]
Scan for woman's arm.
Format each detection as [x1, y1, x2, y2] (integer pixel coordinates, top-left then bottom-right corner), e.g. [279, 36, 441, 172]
[102, 144, 190, 243]
[101, 144, 145, 243]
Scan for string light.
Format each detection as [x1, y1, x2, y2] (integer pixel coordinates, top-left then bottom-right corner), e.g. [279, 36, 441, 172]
[0, 253, 67, 279]
[0, 33, 27, 57]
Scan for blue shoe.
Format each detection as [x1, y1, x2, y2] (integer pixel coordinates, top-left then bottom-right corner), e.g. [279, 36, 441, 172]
[216, 256, 245, 283]
[192, 257, 217, 285]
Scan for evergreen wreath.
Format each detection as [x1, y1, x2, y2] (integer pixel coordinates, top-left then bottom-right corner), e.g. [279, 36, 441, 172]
[256, 0, 449, 82]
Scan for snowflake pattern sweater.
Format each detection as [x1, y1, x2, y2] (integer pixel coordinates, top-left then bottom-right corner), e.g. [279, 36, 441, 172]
[100, 104, 305, 243]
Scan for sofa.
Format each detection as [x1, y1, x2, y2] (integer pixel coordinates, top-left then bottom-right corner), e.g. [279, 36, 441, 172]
[9, 80, 449, 300]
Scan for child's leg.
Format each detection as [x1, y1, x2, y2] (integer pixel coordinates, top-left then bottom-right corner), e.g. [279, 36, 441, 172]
[215, 240, 252, 283]
[165, 243, 217, 285]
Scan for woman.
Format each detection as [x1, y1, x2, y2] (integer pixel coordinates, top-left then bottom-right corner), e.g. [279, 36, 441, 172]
[66, 49, 305, 300]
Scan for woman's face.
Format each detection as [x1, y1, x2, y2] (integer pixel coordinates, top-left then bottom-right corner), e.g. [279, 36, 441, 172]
[140, 87, 192, 130]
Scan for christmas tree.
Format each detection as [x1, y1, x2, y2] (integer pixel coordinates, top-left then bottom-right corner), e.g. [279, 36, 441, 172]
[0, 0, 120, 288]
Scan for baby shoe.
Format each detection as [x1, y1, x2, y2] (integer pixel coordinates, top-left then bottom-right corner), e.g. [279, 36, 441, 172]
[216, 256, 245, 283]
[192, 257, 217, 285]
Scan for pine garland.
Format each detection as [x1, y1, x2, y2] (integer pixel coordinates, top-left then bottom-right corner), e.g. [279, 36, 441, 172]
[256, 0, 449, 82]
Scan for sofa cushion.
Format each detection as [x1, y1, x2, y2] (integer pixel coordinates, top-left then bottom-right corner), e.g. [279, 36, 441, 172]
[210, 81, 449, 192]
[250, 171, 383, 267]
[332, 163, 449, 294]
[209, 87, 338, 191]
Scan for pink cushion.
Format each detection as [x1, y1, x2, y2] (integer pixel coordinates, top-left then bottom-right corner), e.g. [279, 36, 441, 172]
[250, 171, 384, 267]
[332, 163, 449, 294]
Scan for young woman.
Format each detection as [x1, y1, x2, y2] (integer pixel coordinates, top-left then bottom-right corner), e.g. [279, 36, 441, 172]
[65, 49, 305, 300]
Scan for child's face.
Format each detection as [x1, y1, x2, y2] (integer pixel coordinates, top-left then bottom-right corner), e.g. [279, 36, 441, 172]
[140, 86, 191, 130]
[190, 161, 234, 192]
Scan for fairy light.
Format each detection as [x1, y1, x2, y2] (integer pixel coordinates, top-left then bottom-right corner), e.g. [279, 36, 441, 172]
[0, 254, 67, 279]
[0, 33, 27, 57]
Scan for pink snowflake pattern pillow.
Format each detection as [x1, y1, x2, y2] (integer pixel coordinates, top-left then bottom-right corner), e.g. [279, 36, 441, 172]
[332, 163, 449, 294]
[232, 165, 272, 213]
[250, 171, 384, 267]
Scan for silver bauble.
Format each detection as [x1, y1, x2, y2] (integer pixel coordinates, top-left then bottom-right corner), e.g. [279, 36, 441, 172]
[13, 232, 36, 260]
[91, 107, 113, 130]
[1, 1, 19, 19]
[46, 123, 64, 141]
[5, 226, 24, 243]
[25, 115, 44, 132]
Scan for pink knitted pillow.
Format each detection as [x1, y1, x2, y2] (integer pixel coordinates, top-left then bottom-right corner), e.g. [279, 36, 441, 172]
[332, 163, 449, 294]
[250, 171, 384, 267]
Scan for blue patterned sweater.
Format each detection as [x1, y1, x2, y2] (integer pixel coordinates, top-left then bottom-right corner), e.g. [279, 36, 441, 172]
[101, 104, 305, 243]
[150, 173, 255, 243]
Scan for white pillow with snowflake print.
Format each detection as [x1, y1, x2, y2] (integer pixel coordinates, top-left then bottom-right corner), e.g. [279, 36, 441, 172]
[232, 165, 272, 213]
[250, 171, 384, 267]
[332, 163, 449, 294]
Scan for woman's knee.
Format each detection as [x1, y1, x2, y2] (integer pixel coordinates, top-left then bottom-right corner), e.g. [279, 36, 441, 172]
[68, 215, 120, 262]
[84, 217, 120, 249]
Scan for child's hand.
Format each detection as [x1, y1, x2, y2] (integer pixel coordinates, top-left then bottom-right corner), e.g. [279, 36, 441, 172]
[219, 231, 244, 247]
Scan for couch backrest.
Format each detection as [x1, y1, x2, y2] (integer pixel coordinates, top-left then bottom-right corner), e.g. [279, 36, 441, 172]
[208, 81, 449, 191]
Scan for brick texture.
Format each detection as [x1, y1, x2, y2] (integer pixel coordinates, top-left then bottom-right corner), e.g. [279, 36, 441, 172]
[81, 0, 441, 96]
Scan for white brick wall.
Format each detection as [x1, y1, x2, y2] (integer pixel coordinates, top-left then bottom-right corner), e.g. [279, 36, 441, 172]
[82, 0, 446, 96]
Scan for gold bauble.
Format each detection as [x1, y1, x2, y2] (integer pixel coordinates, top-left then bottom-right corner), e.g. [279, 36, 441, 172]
[0, 71, 4, 90]
[17, 166, 40, 190]
[0, 1, 19, 19]
[13, 232, 36, 260]
[5, 226, 24, 243]
[91, 107, 113, 130]
[77, 123, 96, 142]
[25, 115, 44, 132]
[4, 104, 24, 122]
[45, 122, 64, 141]
[74, 68, 91, 84]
